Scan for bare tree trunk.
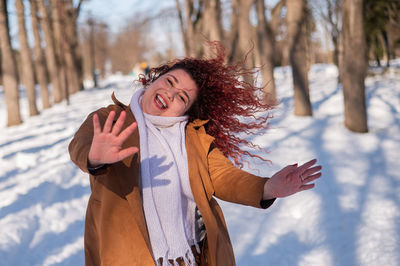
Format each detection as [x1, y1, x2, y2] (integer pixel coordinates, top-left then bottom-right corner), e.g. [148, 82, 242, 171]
[340, 0, 368, 132]
[0, 0, 22, 126]
[228, 0, 239, 63]
[87, 17, 98, 87]
[381, 30, 390, 67]
[176, 0, 198, 57]
[203, 0, 224, 57]
[175, 0, 190, 55]
[270, 0, 285, 65]
[237, 0, 255, 85]
[16, 0, 39, 116]
[287, 0, 312, 116]
[65, 0, 83, 92]
[256, 0, 277, 104]
[50, 0, 67, 99]
[37, 0, 63, 103]
[59, 0, 79, 94]
[183, 0, 203, 57]
[29, 0, 50, 109]
[323, 0, 342, 81]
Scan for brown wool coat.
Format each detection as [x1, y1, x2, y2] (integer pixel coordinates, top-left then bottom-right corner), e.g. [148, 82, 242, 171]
[69, 94, 275, 266]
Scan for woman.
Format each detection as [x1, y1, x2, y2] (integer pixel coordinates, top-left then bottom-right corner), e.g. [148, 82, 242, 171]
[69, 45, 322, 266]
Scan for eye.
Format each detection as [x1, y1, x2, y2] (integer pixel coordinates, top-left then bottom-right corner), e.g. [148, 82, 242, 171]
[179, 95, 187, 104]
[167, 78, 173, 86]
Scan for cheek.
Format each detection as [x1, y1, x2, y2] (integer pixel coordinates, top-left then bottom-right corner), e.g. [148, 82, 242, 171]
[171, 102, 187, 115]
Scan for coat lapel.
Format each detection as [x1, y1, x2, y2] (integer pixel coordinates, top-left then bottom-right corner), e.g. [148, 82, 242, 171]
[117, 103, 152, 251]
[186, 122, 219, 265]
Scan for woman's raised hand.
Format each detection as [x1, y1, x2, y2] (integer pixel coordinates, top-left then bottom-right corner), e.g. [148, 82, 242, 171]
[263, 159, 322, 199]
[88, 111, 139, 167]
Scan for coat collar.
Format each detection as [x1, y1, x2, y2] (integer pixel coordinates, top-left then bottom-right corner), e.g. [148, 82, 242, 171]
[189, 118, 209, 128]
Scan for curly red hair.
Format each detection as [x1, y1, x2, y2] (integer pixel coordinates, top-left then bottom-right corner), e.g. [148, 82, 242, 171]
[139, 43, 275, 167]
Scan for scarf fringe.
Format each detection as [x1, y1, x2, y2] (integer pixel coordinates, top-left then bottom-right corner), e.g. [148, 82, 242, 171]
[155, 249, 196, 266]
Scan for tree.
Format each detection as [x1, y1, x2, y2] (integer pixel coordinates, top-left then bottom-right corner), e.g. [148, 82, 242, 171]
[37, 0, 63, 103]
[255, 0, 284, 104]
[0, 0, 22, 126]
[175, 0, 204, 57]
[50, 0, 67, 99]
[317, 0, 342, 69]
[364, 0, 400, 67]
[29, 0, 51, 109]
[87, 17, 98, 87]
[340, 0, 368, 132]
[203, 0, 224, 57]
[64, 0, 83, 92]
[286, 0, 313, 116]
[16, 0, 39, 116]
[105, 16, 150, 75]
[235, 0, 256, 85]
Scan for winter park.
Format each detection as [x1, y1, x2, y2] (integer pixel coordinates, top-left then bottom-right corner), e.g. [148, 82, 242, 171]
[1, 0, 400, 266]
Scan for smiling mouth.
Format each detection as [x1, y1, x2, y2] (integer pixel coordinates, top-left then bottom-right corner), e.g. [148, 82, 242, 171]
[155, 94, 168, 109]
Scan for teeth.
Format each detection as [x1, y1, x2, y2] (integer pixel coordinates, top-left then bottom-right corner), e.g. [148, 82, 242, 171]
[156, 94, 167, 108]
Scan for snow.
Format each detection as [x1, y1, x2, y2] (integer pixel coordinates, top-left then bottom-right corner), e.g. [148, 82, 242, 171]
[1, 62, 399, 266]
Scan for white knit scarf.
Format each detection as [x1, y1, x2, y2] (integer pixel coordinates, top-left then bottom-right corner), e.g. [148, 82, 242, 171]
[130, 88, 197, 266]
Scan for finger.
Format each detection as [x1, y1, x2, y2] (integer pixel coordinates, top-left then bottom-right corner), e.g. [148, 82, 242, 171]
[300, 183, 315, 191]
[92, 113, 101, 135]
[117, 122, 137, 142]
[118, 147, 139, 161]
[103, 111, 116, 133]
[303, 172, 322, 183]
[111, 111, 126, 136]
[296, 159, 317, 175]
[302, 165, 322, 177]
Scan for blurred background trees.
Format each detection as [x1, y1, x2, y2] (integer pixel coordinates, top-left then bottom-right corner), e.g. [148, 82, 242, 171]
[1, 0, 399, 132]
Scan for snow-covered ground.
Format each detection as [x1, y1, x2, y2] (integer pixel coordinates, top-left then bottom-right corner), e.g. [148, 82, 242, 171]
[0, 62, 399, 266]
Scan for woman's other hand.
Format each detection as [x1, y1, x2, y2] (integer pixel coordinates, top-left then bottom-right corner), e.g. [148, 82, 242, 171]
[88, 111, 139, 167]
[263, 159, 322, 199]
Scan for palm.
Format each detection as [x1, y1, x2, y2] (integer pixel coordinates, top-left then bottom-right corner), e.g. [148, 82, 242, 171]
[88, 111, 139, 167]
[263, 159, 322, 199]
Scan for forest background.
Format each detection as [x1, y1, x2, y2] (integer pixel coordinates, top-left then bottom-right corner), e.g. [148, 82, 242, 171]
[1, 0, 399, 132]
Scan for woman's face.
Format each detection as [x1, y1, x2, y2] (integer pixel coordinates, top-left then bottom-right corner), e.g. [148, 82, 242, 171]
[141, 69, 198, 117]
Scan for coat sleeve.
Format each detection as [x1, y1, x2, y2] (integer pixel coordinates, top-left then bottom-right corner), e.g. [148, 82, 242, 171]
[68, 106, 114, 174]
[207, 145, 275, 209]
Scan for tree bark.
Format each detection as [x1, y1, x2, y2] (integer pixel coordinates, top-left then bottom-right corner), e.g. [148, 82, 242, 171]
[381, 30, 390, 67]
[60, 0, 79, 94]
[175, 0, 190, 55]
[0, 0, 22, 126]
[228, 0, 239, 63]
[203, 0, 223, 57]
[65, 0, 83, 92]
[236, 0, 255, 85]
[323, 0, 342, 80]
[16, 0, 39, 116]
[29, 0, 50, 109]
[340, 0, 368, 132]
[37, 0, 63, 103]
[256, 0, 277, 104]
[183, 0, 203, 57]
[176, 0, 199, 57]
[50, 0, 67, 99]
[286, 0, 313, 116]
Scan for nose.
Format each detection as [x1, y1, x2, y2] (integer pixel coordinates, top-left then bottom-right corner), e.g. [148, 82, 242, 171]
[166, 87, 179, 101]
